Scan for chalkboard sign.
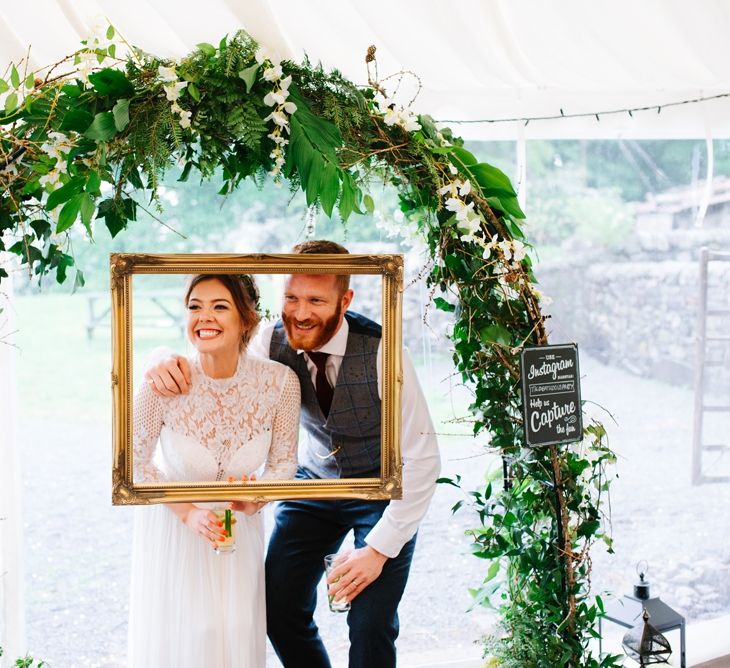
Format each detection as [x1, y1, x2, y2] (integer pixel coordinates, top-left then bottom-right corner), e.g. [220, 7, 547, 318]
[520, 344, 582, 447]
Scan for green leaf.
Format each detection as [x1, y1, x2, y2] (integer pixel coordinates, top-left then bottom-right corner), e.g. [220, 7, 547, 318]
[30, 219, 51, 240]
[187, 81, 200, 102]
[10, 65, 20, 89]
[106, 24, 115, 40]
[55, 253, 74, 283]
[0, 78, 8, 94]
[305, 157, 323, 207]
[24, 73, 35, 89]
[238, 64, 260, 93]
[61, 83, 82, 97]
[56, 194, 83, 233]
[72, 269, 86, 294]
[178, 161, 193, 182]
[87, 69, 134, 98]
[485, 195, 525, 221]
[4, 93, 18, 114]
[46, 178, 84, 211]
[79, 193, 95, 235]
[112, 98, 130, 131]
[471, 162, 517, 198]
[127, 166, 144, 189]
[339, 170, 362, 220]
[434, 296, 456, 312]
[108, 44, 116, 59]
[363, 193, 375, 214]
[85, 170, 101, 193]
[480, 323, 512, 348]
[196, 42, 217, 56]
[449, 145, 478, 168]
[319, 162, 340, 217]
[59, 108, 94, 133]
[84, 111, 117, 141]
[484, 560, 500, 583]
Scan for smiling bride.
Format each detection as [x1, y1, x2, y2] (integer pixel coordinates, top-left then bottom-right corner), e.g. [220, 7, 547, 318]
[128, 274, 300, 668]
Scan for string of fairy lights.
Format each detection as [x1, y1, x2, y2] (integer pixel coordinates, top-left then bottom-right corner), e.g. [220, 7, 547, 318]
[438, 92, 730, 126]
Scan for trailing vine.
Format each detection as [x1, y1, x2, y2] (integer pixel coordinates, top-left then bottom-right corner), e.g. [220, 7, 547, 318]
[0, 28, 619, 666]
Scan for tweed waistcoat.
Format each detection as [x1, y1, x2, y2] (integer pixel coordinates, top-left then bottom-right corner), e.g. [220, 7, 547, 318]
[269, 311, 382, 478]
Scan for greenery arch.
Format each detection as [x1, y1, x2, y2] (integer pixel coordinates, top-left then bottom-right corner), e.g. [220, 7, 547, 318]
[0, 29, 618, 667]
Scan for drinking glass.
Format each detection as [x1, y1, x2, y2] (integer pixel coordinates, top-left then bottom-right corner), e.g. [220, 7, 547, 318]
[213, 507, 236, 554]
[324, 553, 350, 612]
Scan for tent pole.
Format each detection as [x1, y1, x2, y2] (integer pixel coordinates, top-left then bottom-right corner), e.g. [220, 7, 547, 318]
[0, 266, 26, 664]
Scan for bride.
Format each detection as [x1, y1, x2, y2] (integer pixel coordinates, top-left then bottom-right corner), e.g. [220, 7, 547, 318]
[128, 274, 300, 668]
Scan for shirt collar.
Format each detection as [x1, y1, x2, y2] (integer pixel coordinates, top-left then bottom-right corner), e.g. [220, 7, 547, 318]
[295, 316, 348, 357]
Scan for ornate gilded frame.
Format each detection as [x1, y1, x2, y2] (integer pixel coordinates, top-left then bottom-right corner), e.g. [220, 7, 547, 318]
[111, 253, 403, 505]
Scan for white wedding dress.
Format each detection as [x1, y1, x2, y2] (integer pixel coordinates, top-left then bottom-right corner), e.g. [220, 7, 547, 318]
[127, 353, 300, 668]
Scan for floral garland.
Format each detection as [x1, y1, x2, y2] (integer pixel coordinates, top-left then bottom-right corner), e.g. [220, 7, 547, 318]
[0, 29, 617, 667]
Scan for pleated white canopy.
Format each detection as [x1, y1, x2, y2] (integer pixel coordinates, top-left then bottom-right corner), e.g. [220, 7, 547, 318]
[2, 0, 730, 139]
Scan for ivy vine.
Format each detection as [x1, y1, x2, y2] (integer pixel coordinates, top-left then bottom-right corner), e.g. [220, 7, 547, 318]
[0, 28, 619, 667]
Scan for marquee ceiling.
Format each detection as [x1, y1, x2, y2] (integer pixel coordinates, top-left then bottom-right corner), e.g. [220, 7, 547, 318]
[2, 0, 730, 139]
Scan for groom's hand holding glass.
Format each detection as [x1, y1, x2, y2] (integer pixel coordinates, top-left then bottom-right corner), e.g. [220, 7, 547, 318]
[325, 546, 388, 604]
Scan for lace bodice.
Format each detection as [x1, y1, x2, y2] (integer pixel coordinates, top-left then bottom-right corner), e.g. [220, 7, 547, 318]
[133, 354, 300, 483]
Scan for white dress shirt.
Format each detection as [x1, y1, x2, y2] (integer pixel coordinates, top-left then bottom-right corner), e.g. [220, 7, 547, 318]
[248, 317, 441, 558]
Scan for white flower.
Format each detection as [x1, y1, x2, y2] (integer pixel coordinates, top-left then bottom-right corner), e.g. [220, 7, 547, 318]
[170, 102, 182, 115]
[158, 65, 178, 82]
[163, 81, 187, 101]
[511, 239, 526, 262]
[458, 180, 471, 197]
[498, 239, 513, 261]
[448, 163, 458, 175]
[383, 109, 400, 127]
[445, 197, 475, 222]
[265, 110, 289, 127]
[456, 215, 481, 237]
[263, 64, 283, 82]
[481, 234, 499, 259]
[178, 109, 192, 129]
[283, 101, 297, 114]
[279, 75, 292, 91]
[400, 110, 421, 132]
[255, 46, 280, 66]
[264, 88, 290, 106]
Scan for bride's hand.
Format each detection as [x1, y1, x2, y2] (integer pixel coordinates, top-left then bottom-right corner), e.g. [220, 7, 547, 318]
[184, 507, 227, 547]
[145, 353, 192, 397]
[227, 474, 267, 515]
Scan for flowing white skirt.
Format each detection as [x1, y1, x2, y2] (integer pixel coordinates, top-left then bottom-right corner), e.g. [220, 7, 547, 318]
[127, 504, 266, 668]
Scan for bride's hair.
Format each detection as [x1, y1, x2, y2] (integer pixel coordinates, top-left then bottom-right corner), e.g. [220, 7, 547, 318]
[184, 274, 260, 350]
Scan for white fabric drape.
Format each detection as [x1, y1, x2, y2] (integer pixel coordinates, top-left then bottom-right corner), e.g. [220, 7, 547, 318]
[2, 0, 730, 138]
[0, 270, 25, 666]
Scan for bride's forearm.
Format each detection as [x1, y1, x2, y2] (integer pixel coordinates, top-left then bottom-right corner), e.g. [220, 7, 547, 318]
[166, 502, 195, 523]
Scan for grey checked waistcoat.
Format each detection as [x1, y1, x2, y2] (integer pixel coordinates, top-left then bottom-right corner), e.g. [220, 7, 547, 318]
[269, 311, 382, 478]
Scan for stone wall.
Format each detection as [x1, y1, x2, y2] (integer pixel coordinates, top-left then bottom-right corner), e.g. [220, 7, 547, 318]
[535, 230, 730, 386]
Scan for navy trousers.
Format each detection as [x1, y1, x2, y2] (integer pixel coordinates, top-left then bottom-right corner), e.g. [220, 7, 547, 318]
[266, 493, 417, 668]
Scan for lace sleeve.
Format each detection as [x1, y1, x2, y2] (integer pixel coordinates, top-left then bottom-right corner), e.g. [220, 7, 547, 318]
[261, 367, 300, 480]
[133, 381, 166, 482]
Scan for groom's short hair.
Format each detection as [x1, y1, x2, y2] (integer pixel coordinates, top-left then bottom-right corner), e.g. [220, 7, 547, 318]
[292, 239, 350, 296]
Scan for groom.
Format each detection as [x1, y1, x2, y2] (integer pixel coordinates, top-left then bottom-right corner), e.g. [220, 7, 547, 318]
[147, 240, 440, 668]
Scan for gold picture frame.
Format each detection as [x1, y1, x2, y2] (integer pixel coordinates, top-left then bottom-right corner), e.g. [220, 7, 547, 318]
[111, 252, 403, 505]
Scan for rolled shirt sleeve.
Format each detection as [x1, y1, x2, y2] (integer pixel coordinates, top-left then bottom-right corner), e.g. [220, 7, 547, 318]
[365, 347, 441, 558]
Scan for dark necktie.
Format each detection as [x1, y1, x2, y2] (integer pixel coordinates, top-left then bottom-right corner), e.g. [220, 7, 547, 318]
[307, 351, 334, 417]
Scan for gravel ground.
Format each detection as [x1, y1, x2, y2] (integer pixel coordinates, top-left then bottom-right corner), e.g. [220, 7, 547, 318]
[17, 354, 730, 666]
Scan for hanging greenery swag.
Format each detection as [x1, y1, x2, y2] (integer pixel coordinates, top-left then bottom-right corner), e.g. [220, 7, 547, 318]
[0, 28, 619, 667]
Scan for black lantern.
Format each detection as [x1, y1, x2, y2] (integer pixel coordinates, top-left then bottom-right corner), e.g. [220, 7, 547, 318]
[621, 608, 672, 665]
[598, 561, 686, 668]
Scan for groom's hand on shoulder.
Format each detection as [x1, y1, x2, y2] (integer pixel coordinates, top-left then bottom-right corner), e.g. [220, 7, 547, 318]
[327, 546, 388, 603]
[145, 351, 192, 397]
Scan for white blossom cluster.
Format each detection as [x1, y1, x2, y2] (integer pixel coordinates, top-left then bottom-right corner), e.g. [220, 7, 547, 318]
[158, 66, 192, 129]
[437, 175, 535, 293]
[375, 94, 421, 132]
[76, 19, 122, 83]
[39, 132, 76, 190]
[256, 47, 297, 178]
